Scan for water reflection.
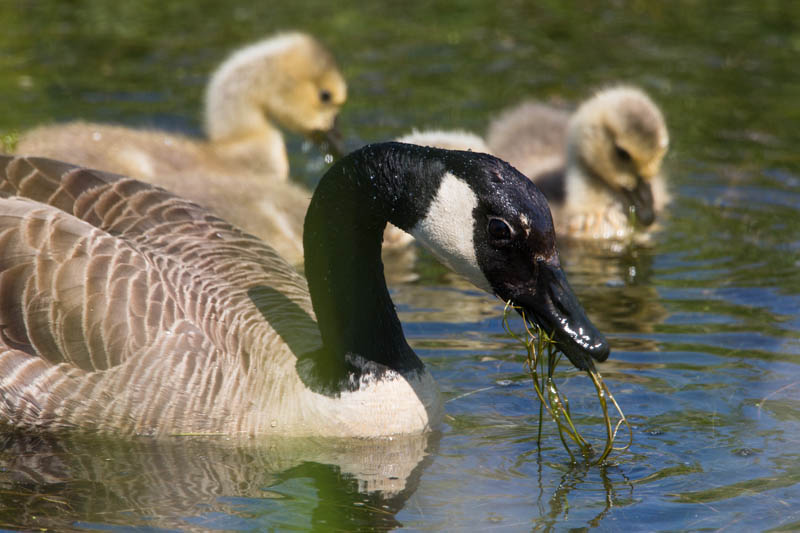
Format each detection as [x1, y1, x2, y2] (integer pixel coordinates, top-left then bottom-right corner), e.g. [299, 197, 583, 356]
[1, 426, 671, 531]
[396, 240, 668, 337]
[532, 458, 635, 529]
[559, 238, 668, 337]
[0, 431, 437, 531]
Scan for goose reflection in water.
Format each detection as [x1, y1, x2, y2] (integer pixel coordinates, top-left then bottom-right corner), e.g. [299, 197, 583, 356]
[0, 431, 435, 531]
[0, 430, 640, 530]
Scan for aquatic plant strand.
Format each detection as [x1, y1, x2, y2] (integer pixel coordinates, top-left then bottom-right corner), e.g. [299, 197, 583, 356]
[502, 301, 631, 464]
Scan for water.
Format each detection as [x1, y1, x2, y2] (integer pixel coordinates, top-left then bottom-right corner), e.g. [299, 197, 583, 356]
[1, 1, 799, 530]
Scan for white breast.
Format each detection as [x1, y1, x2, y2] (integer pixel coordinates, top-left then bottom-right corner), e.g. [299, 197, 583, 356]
[245, 366, 444, 437]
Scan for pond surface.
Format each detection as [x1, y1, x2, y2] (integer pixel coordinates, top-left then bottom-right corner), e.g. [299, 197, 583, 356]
[1, 1, 800, 531]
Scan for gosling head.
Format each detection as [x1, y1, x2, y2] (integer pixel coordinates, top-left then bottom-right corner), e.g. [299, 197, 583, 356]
[205, 32, 347, 150]
[404, 146, 610, 370]
[566, 86, 669, 226]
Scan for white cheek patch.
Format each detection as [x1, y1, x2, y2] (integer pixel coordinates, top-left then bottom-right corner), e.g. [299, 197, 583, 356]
[411, 172, 492, 292]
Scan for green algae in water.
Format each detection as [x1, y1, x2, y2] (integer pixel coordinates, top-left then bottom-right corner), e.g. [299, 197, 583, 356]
[502, 301, 632, 465]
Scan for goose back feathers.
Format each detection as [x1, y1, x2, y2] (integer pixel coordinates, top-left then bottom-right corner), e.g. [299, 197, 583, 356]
[0, 156, 318, 435]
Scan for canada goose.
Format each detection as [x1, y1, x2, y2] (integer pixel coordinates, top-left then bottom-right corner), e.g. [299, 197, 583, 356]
[0, 144, 608, 437]
[15, 32, 347, 182]
[487, 86, 669, 240]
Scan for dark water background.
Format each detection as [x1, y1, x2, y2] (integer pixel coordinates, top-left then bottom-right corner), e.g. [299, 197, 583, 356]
[1, 1, 799, 530]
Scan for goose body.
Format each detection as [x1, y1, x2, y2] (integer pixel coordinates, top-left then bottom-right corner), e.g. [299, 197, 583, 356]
[487, 86, 670, 240]
[0, 144, 608, 437]
[16, 32, 347, 183]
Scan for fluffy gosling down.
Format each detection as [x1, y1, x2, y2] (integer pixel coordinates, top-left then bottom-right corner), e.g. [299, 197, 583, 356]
[14, 33, 352, 265]
[395, 129, 492, 154]
[16, 32, 347, 182]
[488, 86, 670, 240]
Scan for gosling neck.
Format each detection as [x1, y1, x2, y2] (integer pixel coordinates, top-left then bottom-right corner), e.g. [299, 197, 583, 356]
[210, 128, 289, 179]
[204, 58, 288, 178]
[303, 143, 447, 385]
[564, 147, 618, 212]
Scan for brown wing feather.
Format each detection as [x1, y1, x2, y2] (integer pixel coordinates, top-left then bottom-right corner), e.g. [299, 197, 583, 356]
[0, 198, 161, 370]
[0, 155, 316, 433]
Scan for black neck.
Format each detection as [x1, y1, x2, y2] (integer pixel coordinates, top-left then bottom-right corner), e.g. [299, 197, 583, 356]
[302, 143, 447, 386]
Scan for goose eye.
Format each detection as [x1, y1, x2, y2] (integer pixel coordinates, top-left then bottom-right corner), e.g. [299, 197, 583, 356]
[487, 217, 512, 243]
[319, 89, 332, 103]
[615, 145, 632, 162]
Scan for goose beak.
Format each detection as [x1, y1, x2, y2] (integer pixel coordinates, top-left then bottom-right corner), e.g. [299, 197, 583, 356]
[512, 260, 610, 371]
[310, 119, 346, 161]
[623, 177, 655, 227]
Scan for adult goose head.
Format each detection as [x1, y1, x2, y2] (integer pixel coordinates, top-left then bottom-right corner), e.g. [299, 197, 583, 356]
[0, 144, 607, 436]
[305, 143, 609, 375]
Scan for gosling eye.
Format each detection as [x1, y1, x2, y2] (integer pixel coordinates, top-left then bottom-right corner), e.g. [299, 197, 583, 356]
[615, 145, 632, 162]
[319, 89, 332, 103]
[487, 217, 513, 245]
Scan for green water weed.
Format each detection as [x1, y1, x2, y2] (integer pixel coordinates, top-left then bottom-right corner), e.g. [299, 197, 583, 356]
[1, 131, 19, 153]
[502, 301, 632, 464]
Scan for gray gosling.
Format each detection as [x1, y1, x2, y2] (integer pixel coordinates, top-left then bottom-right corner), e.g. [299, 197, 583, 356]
[488, 86, 669, 240]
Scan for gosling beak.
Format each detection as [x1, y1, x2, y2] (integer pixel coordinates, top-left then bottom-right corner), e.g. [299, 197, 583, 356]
[623, 177, 655, 227]
[512, 260, 610, 371]
[309, 119, 346, 161]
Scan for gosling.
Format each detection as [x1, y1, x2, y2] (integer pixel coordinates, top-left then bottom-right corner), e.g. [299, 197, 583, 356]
[487, 86, 669, 240]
